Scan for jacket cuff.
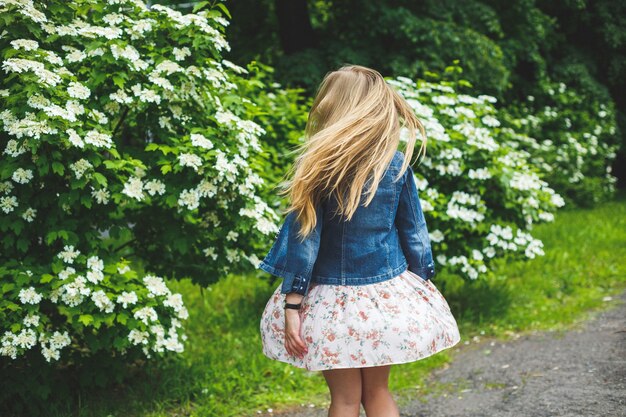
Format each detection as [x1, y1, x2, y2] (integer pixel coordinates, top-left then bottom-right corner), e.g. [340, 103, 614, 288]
[409, 260, 436, 281]
[257, 260, 310, 296]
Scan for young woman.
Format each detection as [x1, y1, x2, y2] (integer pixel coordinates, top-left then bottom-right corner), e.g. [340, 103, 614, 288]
[257, 64, 461, 417]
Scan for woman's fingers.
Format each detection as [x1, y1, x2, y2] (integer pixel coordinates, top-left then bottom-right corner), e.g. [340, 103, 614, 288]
[285, 331, 306, 357]
[284, 309, 308, 357]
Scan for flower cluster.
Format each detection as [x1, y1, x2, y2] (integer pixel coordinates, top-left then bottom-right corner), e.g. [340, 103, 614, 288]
[1, 245, 188, 362]
[388, 75, 565, 281]
[0, 0, 279, 365]
[502, 79, 619, 206]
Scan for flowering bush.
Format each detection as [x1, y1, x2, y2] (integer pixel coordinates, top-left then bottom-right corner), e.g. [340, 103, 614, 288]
[502, 78, 619, 207]
[0, 0, 279, 364]
[388, 74, 566, 281]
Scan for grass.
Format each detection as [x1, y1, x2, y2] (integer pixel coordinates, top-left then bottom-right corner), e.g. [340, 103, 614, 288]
[42, 190, 626, 417]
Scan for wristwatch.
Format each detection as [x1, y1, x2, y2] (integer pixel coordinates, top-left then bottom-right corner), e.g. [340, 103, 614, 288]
[284, 302, 302, 310]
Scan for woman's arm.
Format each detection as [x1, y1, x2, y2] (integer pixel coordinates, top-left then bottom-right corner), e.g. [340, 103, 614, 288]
[394, 164, 436, 280]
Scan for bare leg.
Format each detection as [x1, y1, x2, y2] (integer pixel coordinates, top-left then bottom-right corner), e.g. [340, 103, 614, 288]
[360, 365, 400, 417]
[322, 368, 362, 417]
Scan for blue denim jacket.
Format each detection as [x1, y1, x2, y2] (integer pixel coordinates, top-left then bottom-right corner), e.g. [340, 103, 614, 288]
[257, 150, 435, 296]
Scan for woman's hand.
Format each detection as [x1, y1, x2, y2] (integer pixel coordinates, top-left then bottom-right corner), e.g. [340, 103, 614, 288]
[284, 293, 308, 358]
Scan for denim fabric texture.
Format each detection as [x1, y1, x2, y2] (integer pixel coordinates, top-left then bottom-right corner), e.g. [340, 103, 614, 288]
[257, 150, 436, 296]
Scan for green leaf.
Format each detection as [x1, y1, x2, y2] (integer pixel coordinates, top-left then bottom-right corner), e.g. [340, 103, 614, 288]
[52, 162, 64, 176]
[2, 283, 15, 294]
[115, 313, 128, 325]
[214, 2, 232, 18]
[93, 173, 107, 186]
[40, 274, 54, 284]
[160, 164, 172, 175]
[192, 1, 210, 13]
[78, 314, 94, 326]
[113, 75, 125, 89]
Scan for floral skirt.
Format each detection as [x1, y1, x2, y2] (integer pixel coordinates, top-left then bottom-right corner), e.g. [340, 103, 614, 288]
[259, 269, 461, 371]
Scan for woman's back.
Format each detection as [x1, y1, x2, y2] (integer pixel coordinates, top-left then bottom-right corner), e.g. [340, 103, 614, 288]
[258, 150, 436, 295]
[312, 150, 434, 284]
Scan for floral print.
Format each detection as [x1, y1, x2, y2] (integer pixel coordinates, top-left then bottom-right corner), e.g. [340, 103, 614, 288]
[260, 269, 461, 371]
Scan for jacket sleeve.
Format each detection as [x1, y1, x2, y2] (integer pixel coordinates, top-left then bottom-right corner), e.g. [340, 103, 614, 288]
[394, 164, 436, 280]
[256, 202, 324, 297]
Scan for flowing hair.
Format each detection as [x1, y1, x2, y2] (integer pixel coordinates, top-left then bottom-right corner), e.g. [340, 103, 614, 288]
[277, 64, 427, 240]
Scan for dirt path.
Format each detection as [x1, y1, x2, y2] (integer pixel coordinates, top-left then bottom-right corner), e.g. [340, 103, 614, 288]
[259, 289, 626, 417]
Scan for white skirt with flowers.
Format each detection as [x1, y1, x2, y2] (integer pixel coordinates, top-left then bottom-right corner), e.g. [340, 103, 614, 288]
[259, 268, 461, 371]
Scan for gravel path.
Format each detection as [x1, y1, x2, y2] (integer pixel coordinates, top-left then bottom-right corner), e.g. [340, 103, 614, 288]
[258, 289, 626, 417]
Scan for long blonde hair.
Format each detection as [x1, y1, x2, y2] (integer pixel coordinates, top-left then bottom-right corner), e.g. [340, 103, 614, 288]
[277, 64, 427, 240]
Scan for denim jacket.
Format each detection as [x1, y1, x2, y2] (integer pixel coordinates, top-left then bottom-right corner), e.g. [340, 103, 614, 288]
[256, 150, 436, 296]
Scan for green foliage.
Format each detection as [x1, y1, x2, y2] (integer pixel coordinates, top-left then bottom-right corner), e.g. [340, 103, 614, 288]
[0, 0, 285, 385]
[502, 78, 620, 206]
[388, 69, 564, 281]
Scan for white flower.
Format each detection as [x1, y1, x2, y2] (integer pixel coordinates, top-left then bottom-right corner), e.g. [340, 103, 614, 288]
[130, 84, 161, 103]
[190, 133, 214, 150]
[2, 58, 61, 87]
[178, 189, 200, 210]
[0, 181, 14, 194]
[19, 287, 42, 304]
[67, 81, 90, 99]
[215, 110, 239, 125]
[21, 207, 37, 222]
[63, 46, 86, 62]
[550, 193, 565, 208]
[23, 314, 40, 327]
[48, 331, 71, 350]
[117, 291, 138, 308]
[134, 306, 158, 325]
[172, 46, 191, 61]
[468, 167, 492, 180]
[69, 159, 93, 179]
[4, 139, 28, 157]
[91, 188, 110, 204]
[10, 39, 39, 51]
[60, 276, 90, 307]
[481, 115, 501, 127]
[143, 275, 170, 297]
[90, 109, 109, 124]
[58, 266, 76, 280]
[86, 269, 104, 284]
[164, 293, 187, 320]
[91, 290, 115, 313]
[122, 176, 145, 201]
[87, 255, 104, 271]
[128, 329, 149, 345]
[12, 168, 33, 184]
[14, 328, 37, 349]
[429, 230, 445, 243]
[0, 196, 18, 213]
[66, 129, 84, 148]
[102, 12, 125, 25]
[509, 171, 542, 191]
[178, 153, 202, 171]
[538, 211, 555, 222]
[431, 95, 456, 106]
[110, 89, 132, 104]
[57, 245, 80, 264]
[84, 130, 113, 148]
[144, 179, 166, 196]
